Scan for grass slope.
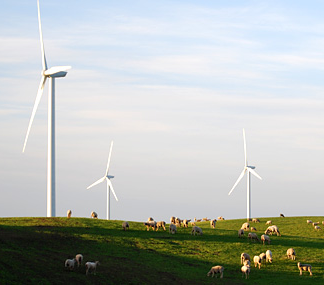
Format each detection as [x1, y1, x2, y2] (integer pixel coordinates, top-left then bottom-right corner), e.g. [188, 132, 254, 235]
[0, 216, 323, 284]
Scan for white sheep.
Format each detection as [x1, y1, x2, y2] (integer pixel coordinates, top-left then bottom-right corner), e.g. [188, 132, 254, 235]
[241, 265, 250, 279]
[314, 225, 321, 230]
[85, 261, 100, 275]
[307, 219, 313, 224]
[238, 229, 244, 238]
[170, 216, 176, 224]
[252, 218, 260, 223]
[248, 232, 260, 243]
[287, 248, 296, 260]
[67, 210, 72, 218]
[122, 221, 129, 231]
[217, 216, 225, 220]
[241, 253, 251, 264]
[169, 223, 177, 234]
[75, 254, 83, 267]
[156, 221, 166, 231]
[312, 222, 319, 226]
[297, 262, 312, 276]
[241, 222, 250, 231]
[259, 252, 266, 263]
[253, 255, 262, 269]
[243, 259, 251, 267]
[261, 234, 270, 245]
[266, 250, 273, 263]
[91, 211, 98, 219]
[191, 226, 203, 236]
[183, 219, 191, 228]
[65, 258, 76, 270]
[207, 265, 224, 278]
[147, 217, 154, 222]
[265, 225, 281, 236]
[210, 219, 217, 229]
[175, 217, 182, 226]
[144, 221, 156, 231]
[266, 220, 272, 225]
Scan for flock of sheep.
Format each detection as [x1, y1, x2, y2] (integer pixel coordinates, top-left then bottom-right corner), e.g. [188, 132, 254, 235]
[65, 210, 322, 279]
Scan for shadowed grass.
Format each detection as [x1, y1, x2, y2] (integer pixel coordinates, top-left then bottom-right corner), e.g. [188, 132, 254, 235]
[0, 216, 323, 284]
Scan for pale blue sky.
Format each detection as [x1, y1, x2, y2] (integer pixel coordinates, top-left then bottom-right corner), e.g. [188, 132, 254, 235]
[1, 1, 324, 221]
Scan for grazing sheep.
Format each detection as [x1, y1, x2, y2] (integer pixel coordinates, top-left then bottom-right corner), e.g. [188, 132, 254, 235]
[297, 262, 312, 276]
[259, 253, 266, 263]
[261, 234, 270, 245]
[287, 248, 296, 260]
[175, 217, 182, 226]
[266, 220, 272, 225]
[169, 223, 177, 234]
[248, 232, 260, 243]
[144, 221, 156, 231]
[210, 219, 217, 229]
[85, 261, 100, 275]
[312, 222, 319, 226]
[241, 253, 251, 264]
[252, 218, 260, 223]
[170, 216, 176, 224]
[182, 219, 191, 228]
[238, 229, 244, 238]
[217, 216, 225, 220]
[75, 254, 83, 267]
[156, 221, 166, 231]
[280, 213, 285, 218]
[147, 217, 154, 222]
[207, 265, 224, 278]
[243, 259, 251, 267]
[322, 221, 324, 225]
[122, 221, 129, 231]
[67, 210, 72, 218]
[253, 255, 262, 269]
[91, 211, 98, 219]
[196, 219, 202, 223]
[307, 219, 313, 224]
[191, 226, 203, 236]
[190, 222, 196, 227]
[314, 225, 321, 230]
[241, 222, 250, 231]
[241, 265, 250, 279]
[266, 250, 273, 263]
[65, 258, 76, 270]
[202, 217, 210, 222]
[265, 225, 281, 236]
[251, 227, 257, 231]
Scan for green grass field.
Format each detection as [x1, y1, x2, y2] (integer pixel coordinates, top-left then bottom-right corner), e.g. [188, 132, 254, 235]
[0, 216, 323, 284]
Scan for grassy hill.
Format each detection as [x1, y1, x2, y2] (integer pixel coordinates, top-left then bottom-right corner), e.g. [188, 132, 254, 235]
[0, 216, 323, 284]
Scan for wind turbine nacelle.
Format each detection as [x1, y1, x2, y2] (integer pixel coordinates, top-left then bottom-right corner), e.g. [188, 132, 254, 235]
[248, 166, 256, 169]
[107, 175, 114, 179]
[44, 66, 71, 78]
[44, 71, 68, 78]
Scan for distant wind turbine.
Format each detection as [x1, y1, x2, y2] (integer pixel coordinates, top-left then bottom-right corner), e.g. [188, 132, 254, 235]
[22, 0, 71, 217]
[87, 141, 118, 220]
[228, 129, 262, 220]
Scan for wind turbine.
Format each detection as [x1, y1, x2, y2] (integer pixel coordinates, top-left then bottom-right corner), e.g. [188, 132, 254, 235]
[87, 141, 118, 220]
[228, 129, 262, 220]
[22, 0, 71, 217]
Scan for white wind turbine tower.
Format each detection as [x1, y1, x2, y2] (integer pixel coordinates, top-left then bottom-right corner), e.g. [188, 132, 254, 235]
[87, 141, 118, 220]
[228, 129, 262, 220]
[22, 0, 71, 217]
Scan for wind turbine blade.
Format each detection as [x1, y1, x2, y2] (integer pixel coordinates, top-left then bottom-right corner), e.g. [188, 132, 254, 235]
[248, 168, 262, 180]
[37, 0, 47, 70]
[243, 128, 247, 167]
[105, 141, 114, 176]
[228, 168, 246, 195]
[107, 179, 118, 201]
[87, 177, 105, 189]
[22, 75, 47, 152]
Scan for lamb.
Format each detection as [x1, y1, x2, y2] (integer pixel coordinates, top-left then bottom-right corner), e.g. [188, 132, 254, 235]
[207, 265, 224, 278]
[210, 219, 217, 229]
[65, 258, 76, 270]
[266, 220, 272, 225]
[287, 248, 296, 260]
[122, 221, 129, 231]
[238, 229, 244, 238]
[85, 261, 100, 275]
[156, 221, 166, 231]
[182, 219, 191, 228]
[191, 226, 203, 235]
[144, 221, 156, 231]
[259, 253, 266, 263]
[241, 253, 251, 264]
[67, 210, 72, 218]
[241, 222, 250, 231]
[266, 250, 273, 263]
[314, 225, 321, 230]
[75, 254, 83, 267]
[241, 265, 250, 279]
[248, 232, 260, 243]
[253, 255, 262, 269]
[297, 262, 312, 276]
[91, 211, 98, 219]
[169, 223, 177, 234]
[252, 218, 260, 223]
[251, 227, 257, 231]
[261, 234, 270, 245]
[307, 219, 313, 224]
